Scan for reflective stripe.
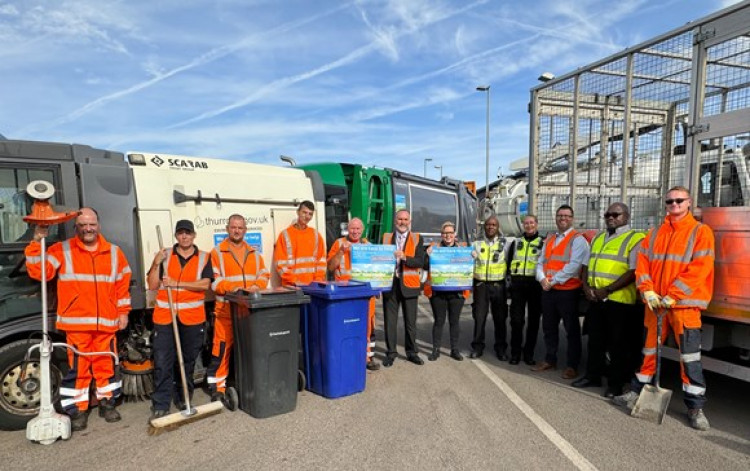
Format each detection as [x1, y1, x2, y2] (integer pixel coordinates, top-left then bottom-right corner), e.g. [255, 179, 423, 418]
[197, 251, 207, 278]
[155, 299, 205, 309]
[293, 267, 317, 274]
[637, 274, 651, 285]
[636, 373, 653, 383]
[207, 375, 227, 384]
[642, 347, 656, 356]
[587, 271, 620, 281]
[26, 255, 42, 264]
[48, 254, 61, 268]
[692, 249, 714, 259]
[368, 351, 374, 358]
[683, 384, 706, 395]
[676, 299, 709, 308]
[215, 295, 225, 303]
[61, 398, 87, 407]
[222, 275, 258, 282]
[282, 230, 293, 263]
[681, 352, 701, 363]
[673, 279, 693, 295]
[58, 273, 116, 282]
[97, 381, 122, 394]
[60, 387, 88, 397]
[117, 298, 131, 307]
[57, 316, 119, 327]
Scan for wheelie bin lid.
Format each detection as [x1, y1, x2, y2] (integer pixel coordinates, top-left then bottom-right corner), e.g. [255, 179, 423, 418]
[225, 287, 310, 309]
[299, 281, 377, 300]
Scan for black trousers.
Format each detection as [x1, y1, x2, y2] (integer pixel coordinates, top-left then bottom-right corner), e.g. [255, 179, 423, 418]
[583, 299, 644, 393]
[471, 280, 507, 354]
[541, 288, 582, 369]
[382, 278, 419, 356]
[152, 322, 205, 411]
[509, 276, 543, 361]
[429, 291, 465, 351]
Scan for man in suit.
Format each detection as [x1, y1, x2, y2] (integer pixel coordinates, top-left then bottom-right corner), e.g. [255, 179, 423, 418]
[381, 209, 426, 367]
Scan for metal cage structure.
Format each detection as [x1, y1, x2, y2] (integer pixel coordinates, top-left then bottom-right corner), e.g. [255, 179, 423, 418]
[528, 2, 750, 342]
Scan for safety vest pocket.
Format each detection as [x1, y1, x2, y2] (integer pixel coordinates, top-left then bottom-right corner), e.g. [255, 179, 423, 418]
[60, 294, 80, 316]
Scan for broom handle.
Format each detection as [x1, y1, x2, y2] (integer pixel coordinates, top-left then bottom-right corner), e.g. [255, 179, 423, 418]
[157, 226, 193, 412]
[655, 309, 664, 389]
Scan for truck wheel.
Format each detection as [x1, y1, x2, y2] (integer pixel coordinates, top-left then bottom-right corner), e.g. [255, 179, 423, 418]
[0, 339, 66, 431]
[297, 369, 306, 392]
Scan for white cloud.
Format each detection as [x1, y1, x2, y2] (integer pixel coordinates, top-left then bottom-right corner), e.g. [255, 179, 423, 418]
[0, 4, 19, 16]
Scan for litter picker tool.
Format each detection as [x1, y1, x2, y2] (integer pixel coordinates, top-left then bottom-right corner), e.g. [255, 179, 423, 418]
[148, 225, 223, 435]
[22, 180, 118, 445]
[631, 308, 673, 424]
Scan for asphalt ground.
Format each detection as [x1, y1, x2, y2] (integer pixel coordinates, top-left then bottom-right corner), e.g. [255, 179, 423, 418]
[2, 298, 749, 470]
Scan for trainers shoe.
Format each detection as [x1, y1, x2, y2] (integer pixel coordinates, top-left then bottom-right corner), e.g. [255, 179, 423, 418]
[612, 390, 639, 410]
[69, 410, 89, 432]
[150, 408, 169, 421]
[687, 409, 710, 431]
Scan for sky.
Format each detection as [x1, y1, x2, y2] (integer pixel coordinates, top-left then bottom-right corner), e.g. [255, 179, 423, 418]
[0, 0, 744, 186]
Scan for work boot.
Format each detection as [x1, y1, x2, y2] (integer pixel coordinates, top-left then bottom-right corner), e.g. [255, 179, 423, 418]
[428, 349, 440, 361]
[450, 350, 464, 361]
[211, 391, 225, 403]
[69, 410, 89, 432]
[150, 408, 169, 422]
[98, 400, 121, 423]
[366, 360, 381, 371]
[688, 409, 710, 431]
[612, 390, 639, 411]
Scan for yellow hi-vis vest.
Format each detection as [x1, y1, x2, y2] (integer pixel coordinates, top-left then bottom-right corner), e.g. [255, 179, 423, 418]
[587, 229, 644, 305]
[509, 236, 543, 277]
[472, 238, 507, 282]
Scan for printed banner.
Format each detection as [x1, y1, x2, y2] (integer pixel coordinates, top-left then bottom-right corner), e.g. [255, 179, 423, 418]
[213, 232, 263, 252]
[429, 247, 473, 291]
[350, 244, 397, 290]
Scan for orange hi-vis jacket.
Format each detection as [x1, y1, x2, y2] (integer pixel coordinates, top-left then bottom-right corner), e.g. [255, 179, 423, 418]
[383, 232, 422, 289]
[636, 213, 715, 309]
[153, 248, 210, 325]
[326, 236, 369, 280]
[25, 234, 132, 332]
[211, 239, 270, 318]
[424, 241, 470, 298]
[274, 224, 326, 286]
[543, 230, 584, 290]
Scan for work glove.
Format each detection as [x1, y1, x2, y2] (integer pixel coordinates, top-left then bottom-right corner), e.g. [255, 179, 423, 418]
[661, 295, 676, 309]
[643, 290, 661, 310]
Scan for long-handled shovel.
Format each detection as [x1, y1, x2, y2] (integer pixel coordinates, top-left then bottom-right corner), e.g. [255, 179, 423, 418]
[148, 225, 223, 435]
[631, 308, 672, 424]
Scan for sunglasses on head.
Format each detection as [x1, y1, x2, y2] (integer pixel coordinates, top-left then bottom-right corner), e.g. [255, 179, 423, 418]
[665, 198, 687, 205]
[604, 212, 623, 218]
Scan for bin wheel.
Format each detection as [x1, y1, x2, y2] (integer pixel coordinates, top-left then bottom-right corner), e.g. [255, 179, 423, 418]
[224, 387, 238, 412]
[297, 369, 306, 392]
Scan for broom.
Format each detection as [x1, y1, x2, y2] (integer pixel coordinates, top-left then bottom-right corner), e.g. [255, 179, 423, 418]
[148, 225, 223, 435]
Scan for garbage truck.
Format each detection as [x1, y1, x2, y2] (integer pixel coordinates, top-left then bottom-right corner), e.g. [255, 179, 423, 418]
[299, 162, 478, 247]
[482, 2, 750, 380]
[0, 140, 326, 430]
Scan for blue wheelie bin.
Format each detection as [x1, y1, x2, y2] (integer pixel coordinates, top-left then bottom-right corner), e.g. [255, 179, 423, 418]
[300, 281, 378, 399]
[227, 288, 310, 418]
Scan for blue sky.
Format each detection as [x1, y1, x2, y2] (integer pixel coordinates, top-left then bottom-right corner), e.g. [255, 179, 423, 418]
[0, 0, 742, 185]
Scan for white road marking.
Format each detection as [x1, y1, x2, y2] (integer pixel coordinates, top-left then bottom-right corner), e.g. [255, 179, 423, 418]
[472, 360, 599, 471]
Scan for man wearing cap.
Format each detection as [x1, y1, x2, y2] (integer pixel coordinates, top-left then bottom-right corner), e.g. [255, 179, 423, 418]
[147, 219, 213, 419]
[273, 200, 326, 286]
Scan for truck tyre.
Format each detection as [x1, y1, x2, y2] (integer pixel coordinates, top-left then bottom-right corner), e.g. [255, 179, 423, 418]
[0, 339, 67, 431]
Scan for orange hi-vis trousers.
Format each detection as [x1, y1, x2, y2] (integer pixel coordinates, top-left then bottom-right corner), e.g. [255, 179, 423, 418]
[207, 316, 233, 394]
[59, 331, 120, 414]
[634, 307, 706, 409]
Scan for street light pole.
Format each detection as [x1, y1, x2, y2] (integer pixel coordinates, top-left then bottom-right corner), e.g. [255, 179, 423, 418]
[476, 85, 490, 197]
[434, 165, 443, 179]
[423, 158, 433, 178]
